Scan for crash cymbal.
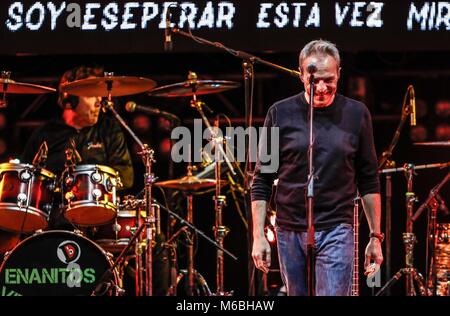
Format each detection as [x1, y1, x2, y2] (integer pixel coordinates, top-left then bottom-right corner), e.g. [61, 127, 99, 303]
[0, 78, 56, 94]
[155, 175, 226, 191]
[414, 141, 450, 147]
[61, 76, 157, 97]
[148, 80, 241, 97]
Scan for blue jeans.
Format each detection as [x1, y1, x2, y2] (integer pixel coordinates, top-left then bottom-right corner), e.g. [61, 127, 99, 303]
[276, 223, 354, 296]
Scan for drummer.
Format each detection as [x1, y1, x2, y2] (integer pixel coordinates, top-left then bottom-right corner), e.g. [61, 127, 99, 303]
[20, 65, 134, 229]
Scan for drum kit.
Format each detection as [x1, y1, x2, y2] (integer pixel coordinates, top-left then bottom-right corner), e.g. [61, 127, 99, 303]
[0, 71, 240, 296]
[0, 70, 448, 297]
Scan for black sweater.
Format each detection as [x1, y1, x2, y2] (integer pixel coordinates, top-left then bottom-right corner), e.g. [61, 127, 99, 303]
[251, 92, 380, 231]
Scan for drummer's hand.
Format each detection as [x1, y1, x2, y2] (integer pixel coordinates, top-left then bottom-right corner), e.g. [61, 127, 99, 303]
[252, 237, 271, 274]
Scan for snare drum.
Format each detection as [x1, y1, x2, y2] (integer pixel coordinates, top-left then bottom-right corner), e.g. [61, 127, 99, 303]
[63, 165, 120, 227]
[0, 230, 120, 296]
[93, 210, 146, 253]
[0, 163, 55, 233]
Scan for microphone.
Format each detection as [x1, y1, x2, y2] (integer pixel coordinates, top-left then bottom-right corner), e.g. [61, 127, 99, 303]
[32, 141, 48, 168]
[307, 63, 317, 74]
[409, 86, 416, 126]
[164, 7, 173, 51]
[125, 101, 180, 125]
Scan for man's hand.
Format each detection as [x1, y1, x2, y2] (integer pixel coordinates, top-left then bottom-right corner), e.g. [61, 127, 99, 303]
[252, 237, 271, 274]
[364, 238, 383, 277]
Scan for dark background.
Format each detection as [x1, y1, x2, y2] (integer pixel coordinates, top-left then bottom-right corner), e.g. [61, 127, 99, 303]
[0, 0, 449, 296]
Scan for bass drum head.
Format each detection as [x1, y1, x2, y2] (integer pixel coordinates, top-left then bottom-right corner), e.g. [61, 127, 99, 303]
[0, 230, 117, 296]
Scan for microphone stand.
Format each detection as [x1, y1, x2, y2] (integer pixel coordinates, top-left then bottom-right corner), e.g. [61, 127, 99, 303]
[170, 25, 300, 296]
[306, 73, 316, 296]
[377, 85, 415, 295]
[100, 76, 156, 296]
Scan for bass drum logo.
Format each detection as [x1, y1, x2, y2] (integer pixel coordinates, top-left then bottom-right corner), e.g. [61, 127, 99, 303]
[57, 240, 81, 264]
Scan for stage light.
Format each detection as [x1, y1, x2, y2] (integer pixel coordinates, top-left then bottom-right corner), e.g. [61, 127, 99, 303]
[265, 226, 276, 244]
[435, 99, 450, 118]
[435, 123, 450, 140]
[132, 114, 151, 133]
[410, 124, 428, 142]
[269, 212, 276, 227]
[157, 117, 172, 133]
[264, 210, 277, 244]
[158, 138, 172, 156]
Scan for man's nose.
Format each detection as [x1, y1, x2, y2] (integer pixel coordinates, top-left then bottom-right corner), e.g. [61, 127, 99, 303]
[316, 80, 327, 93]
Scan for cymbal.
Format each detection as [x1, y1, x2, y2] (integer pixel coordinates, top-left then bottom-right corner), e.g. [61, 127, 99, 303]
[0, 78, 56, 94]
[414, 141, 450, 147]
[61, 76, 157, 97]
[155, 175, 226, 191]
[148, 80, 240, 97]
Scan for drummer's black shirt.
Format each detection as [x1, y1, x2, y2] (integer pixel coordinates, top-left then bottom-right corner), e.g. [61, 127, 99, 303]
[251, 92, 380, 231]
[21, 113, 134, 229]
[21, 113, 134, 190]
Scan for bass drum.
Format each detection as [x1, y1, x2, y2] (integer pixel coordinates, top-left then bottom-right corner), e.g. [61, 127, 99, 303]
[0, 230, 120, 296]
[0, 229, 22, 257]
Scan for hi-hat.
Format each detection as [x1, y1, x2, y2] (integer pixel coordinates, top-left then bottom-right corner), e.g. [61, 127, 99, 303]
[61, 76, 157, 97]
[0, 78, 56, 94]
[148, 80, 240, 97]
[414, 141, 450, 147]
[155, 175, 226, 191]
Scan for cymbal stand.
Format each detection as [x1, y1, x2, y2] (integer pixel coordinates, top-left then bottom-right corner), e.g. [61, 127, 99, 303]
[187, 72, 236, 177]
[213, 134, 231, 296]
[185, 73, 234, 295]
[185, 165, 196, 296]
[376, 163, 427, 296]
[101, 73, 157, 296]
[0, 71, 11, 108]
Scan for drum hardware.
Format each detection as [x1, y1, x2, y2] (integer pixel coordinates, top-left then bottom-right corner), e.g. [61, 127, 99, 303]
[0, 70, 56, 108]
[156, 163, 215, 296]
[148, 78, 240, 97]
[376, 163, 449, 296]
[414, 141, 450, 147]
[150, 193, 238, 295]
[377, 86, 421, 294]
[60, 75, 157, 97]
[152, 71, 241, 295]
[64, 72, 160, 296]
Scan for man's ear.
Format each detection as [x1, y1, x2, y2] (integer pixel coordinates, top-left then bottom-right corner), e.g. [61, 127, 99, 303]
[298, 67, 305, 84]
[337, 66, 341, 79]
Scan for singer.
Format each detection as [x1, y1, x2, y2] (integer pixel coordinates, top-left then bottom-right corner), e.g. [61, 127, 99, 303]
[20, 65, 134, 230]
[251, 40, 383, 295]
